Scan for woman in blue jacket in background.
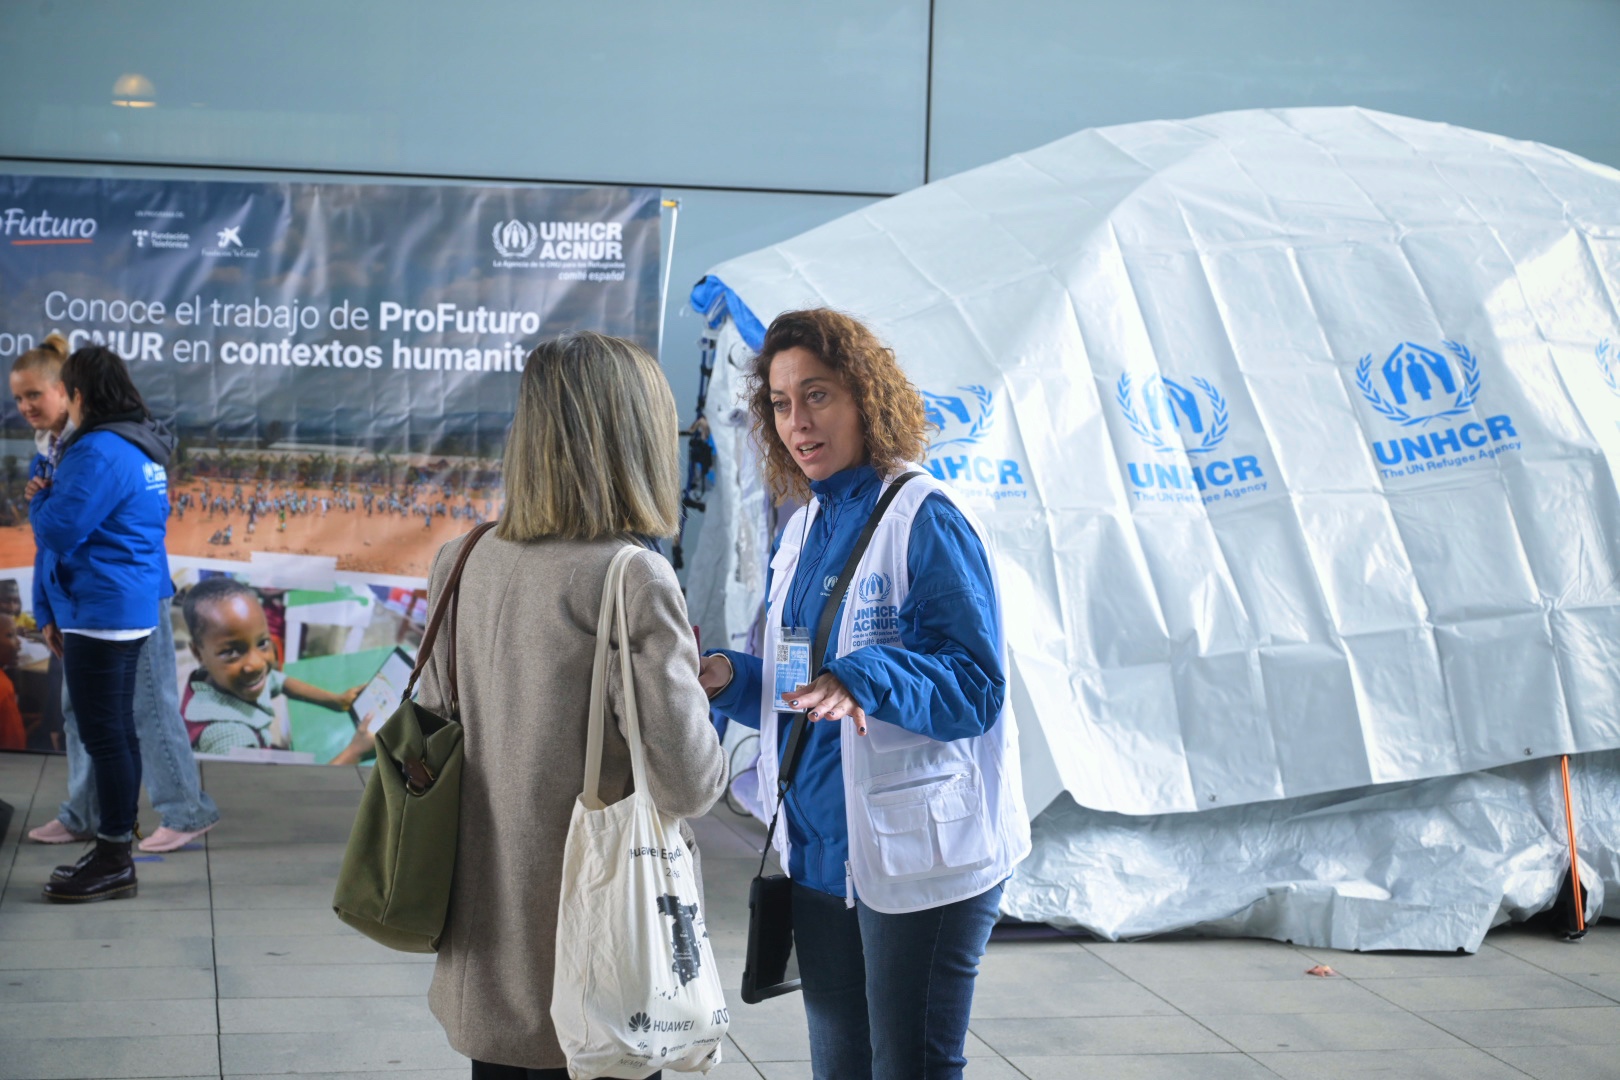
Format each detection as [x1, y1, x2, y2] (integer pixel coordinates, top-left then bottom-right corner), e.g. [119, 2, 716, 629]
[32, 346, 174, 903]
[700, 309, 1029, 1080]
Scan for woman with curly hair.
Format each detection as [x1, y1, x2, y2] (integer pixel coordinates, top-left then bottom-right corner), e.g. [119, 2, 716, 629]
[700, 308, 1029, 1080]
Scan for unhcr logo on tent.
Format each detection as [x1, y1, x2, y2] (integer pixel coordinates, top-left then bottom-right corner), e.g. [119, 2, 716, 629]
[1116, 373, 1227, 455]
[1596, 340, 1619, 400]
[921, 385, 1027, 498]
[1115, 371, 1265, 505]
[1356, 341, 1521, 478]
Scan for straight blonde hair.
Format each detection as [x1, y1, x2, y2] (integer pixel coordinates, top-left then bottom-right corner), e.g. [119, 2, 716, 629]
[497, 331, 681, 541]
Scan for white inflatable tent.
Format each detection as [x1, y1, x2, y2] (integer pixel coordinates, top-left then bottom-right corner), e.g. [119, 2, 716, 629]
[685, 107, 1620, 951]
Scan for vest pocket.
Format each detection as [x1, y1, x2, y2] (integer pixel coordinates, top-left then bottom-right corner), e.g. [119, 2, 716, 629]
[861, 769, 992, 878]
[866, 791, 933, 877]
[928, 773, 992, 869]
[865, 719, 930, 754]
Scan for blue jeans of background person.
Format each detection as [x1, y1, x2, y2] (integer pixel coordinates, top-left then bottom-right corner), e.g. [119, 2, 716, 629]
[61, 634, 146, 842]
[57, 599, 218, 835]
[793, 880, 1004, 1080]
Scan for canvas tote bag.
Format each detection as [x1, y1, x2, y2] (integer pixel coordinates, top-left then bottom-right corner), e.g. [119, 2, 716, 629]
[551, 546, 729, 1079]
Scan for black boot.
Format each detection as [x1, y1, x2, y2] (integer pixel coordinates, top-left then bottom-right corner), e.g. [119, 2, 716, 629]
[51, 844, 98, 881]
[43, 838, 137, 903]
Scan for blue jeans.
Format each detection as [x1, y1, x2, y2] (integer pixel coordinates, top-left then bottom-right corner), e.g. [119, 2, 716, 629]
[793, 880, 1003, 1080]
[59, 599, 219, 835]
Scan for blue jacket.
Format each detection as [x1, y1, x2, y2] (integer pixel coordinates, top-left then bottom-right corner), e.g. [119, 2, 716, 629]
[31, 421, 173, 631]
[709, 464, 1005, 896]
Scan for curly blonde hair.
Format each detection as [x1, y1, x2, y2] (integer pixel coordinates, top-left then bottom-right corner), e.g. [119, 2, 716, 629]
[748, 309, 930, 501]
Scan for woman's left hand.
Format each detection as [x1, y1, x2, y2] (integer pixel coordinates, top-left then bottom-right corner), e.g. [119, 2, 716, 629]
[782, 673, 867, 736]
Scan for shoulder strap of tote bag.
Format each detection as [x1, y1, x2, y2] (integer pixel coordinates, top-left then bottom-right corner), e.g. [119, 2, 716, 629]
[756, 470, 922, 877]
[581, 545, 650, 810]
[403, 520, 496, 716]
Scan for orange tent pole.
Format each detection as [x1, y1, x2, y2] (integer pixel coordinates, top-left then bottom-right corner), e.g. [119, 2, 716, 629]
[1560, 754, 1586, 935]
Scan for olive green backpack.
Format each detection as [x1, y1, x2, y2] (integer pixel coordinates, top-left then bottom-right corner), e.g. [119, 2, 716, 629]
[332, 522, 494, 952]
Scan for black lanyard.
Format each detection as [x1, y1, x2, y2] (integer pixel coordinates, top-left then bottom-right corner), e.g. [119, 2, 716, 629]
[761, 471, 922, 872]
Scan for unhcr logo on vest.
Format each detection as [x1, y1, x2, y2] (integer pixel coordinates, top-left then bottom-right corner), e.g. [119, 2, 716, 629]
[921, 385, 1027, 499]
[856, 572, 893, 604]
[850, 571, 901, 649]
[1115, 372, 1265, 505]
[1355, 341, 1520, 477]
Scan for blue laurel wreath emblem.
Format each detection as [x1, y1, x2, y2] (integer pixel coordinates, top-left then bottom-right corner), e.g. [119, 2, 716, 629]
[1114, 373, 1229, 454]
[924, 385, 995, 450]
[1355, 341, 1480, 427]
[1597, 339, 1619, 397]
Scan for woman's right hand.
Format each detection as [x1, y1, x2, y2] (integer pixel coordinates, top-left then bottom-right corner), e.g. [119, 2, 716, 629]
[25, 476, 48, 499]
[42, 624, 63, 659]
[698, 653, 734, 700]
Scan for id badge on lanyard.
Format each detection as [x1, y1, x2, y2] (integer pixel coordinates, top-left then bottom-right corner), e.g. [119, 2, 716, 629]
[773, 626, 812, 712]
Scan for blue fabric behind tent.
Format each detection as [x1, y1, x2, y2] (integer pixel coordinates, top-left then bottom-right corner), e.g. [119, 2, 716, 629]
[691, 275, 766, 351]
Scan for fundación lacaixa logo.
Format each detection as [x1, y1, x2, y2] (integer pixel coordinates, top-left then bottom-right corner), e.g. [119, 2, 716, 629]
[1114, 371, 1267, 503]
[1354, 341, 1520, 476]
[920, 386, 1027, 493]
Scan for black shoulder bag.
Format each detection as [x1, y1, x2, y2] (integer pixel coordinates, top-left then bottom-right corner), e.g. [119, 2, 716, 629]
[740, 471, 921, 1003]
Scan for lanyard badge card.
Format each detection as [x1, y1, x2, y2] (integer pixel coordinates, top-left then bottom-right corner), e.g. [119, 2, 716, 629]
[773, 627, 811, 711]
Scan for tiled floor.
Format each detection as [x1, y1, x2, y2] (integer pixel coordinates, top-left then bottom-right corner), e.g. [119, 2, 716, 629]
[2, 752, 1617, 1080]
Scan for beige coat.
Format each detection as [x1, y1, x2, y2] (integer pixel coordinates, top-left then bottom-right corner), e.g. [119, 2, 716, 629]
[418, 533, 727, 1070]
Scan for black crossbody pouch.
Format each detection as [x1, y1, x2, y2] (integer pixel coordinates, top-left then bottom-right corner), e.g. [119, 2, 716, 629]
[740, 472, 920, 1004]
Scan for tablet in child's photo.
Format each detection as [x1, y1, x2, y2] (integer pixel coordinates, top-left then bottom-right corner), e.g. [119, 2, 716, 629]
[350, 646, 418, 733]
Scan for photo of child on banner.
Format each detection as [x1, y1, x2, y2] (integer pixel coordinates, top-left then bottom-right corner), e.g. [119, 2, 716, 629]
[0, 575, 63, 752]
[172, 568, 429, 765]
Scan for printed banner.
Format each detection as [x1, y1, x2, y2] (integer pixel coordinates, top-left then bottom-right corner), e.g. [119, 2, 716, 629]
[0, 175, 661, 757]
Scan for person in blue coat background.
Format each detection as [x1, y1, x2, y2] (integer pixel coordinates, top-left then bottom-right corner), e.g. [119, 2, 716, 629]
[700, 309, 1029, 1080]
[31, 346, 174, 903]
[13, 333, 219, 853]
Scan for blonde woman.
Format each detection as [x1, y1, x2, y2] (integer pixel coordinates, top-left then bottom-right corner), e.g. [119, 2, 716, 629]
[418, 331, 727, 1080]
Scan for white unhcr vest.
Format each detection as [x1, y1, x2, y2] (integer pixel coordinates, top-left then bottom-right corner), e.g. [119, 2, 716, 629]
[756, 471, 1031, 914]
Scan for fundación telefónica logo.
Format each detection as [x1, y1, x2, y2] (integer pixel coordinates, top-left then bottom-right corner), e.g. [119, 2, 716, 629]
[1353, 340, 1519, 474]
[1115, 373, 1228, 454]
[921, 385, 1026, 493]
[492, 219, 539, 259]
[131, 228, 190, 250]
